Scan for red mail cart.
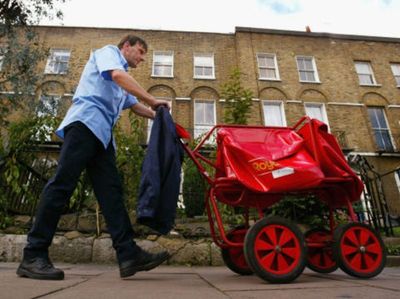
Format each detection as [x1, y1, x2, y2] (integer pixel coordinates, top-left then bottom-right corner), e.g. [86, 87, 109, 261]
[175, 116, 386, 283]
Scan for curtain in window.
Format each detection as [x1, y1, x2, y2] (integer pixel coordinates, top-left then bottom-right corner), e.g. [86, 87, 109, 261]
[263, 102, 284, 126]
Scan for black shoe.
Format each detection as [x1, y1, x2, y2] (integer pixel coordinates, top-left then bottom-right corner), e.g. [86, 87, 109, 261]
[119, 249, 170, 278]
[16, 257, 64, 280]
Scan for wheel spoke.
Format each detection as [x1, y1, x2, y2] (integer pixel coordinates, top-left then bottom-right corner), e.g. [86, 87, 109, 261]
[366, 242, 381, 255]
[344, 230, 360, 247]
[323, 252, 334, 264]
[260, 250, 276, 269]
[237, 253, 247, 267]
[309, 252, 322, 265]
[267, 227, 278, 245]
[279, 229, 293, 247]
[348, 252, 362, 269]
[319, 251, 327, 266]
[359, 229, 371, 245]
[255, 238, 275, 251]
[281, 247, 299, 259]
[341, 243, 359, 255]
[363, 253, 377, 269]
[277, 253, 290, 270]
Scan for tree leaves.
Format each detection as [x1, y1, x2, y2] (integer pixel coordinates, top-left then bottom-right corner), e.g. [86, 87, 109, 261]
[221, 68, 253, 125]
[0, 1, 64, 127]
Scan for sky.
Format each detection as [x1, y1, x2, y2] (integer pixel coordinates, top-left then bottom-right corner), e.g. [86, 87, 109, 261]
[41, 0, 400, 38]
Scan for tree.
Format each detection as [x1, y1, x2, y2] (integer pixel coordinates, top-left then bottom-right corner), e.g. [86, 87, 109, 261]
[221, 68, 253, 125]
[0, 0, 65, 228]
[0, 0, 65, 127]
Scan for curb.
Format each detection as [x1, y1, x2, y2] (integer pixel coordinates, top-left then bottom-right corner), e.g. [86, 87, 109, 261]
[1, 233, 399, 267]
[0, 233, 224, 266]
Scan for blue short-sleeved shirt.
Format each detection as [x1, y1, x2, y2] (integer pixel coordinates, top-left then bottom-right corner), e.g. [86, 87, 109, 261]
[56, 45, 138, 148]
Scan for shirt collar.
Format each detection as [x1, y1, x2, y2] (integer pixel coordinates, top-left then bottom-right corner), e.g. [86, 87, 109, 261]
[119, 50, 129, 71]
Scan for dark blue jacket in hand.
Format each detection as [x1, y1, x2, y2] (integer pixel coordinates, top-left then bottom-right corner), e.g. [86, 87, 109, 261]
[136, 106, 183, 234]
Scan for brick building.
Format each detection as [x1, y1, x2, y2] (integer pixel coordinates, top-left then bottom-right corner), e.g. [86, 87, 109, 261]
[4, 25, 400, 216]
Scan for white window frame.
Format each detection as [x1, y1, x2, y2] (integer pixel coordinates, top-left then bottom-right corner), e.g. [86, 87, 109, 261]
[193, 53, 215, 79]
[395, 170, 400, 195]
[0, 47, 6, 71]
[304, 102, 329, 128]
[296, 56, 320, 83]
[44, 49, 71, 75]
[390, 63, 400, 87]
[257, 53, 280, 81]
[367, 107, 395, 152]
[354, 61, 377, 86]
[152, 51, 174, 78]
[194, 99, 216, 140]
[262, 100, 286, 126]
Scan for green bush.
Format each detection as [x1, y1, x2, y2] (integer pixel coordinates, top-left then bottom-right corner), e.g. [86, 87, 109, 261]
[182, 158, 206, 218]
[0, 110, 147, 228]
[386, 244, 400, 256]
[268, 195, 330, 227]
[114, 111, 146, 211]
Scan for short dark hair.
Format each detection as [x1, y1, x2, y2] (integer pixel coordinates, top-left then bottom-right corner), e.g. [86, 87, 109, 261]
[117, 35, 148, 51]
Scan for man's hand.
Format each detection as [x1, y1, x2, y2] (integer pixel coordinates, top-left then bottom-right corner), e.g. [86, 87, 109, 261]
[150, 99, 171, 111]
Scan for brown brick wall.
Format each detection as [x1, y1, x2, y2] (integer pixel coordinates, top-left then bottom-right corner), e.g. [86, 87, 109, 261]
[6, 25, 400, 213]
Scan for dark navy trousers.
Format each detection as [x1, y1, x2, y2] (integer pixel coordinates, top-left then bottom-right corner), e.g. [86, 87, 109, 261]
[24, 121, 140, 263]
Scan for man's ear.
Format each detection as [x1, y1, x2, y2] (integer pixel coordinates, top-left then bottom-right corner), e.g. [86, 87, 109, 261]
[122, 41, 130, 49]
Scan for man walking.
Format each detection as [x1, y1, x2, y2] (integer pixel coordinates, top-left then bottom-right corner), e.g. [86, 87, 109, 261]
[17, 35, 170, 280]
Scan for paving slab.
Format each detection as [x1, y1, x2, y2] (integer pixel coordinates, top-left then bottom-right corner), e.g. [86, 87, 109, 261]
[1, 263, 399, 299]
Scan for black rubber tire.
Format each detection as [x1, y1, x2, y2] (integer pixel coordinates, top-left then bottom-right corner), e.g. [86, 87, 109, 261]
[333, 222, 386, 279]
[244, 216, 307, 283]
[305, 228, 338, 273]
[221, 226, 253, 275]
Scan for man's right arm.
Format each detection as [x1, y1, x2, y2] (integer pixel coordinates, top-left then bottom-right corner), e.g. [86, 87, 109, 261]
[110, 70, 170, 110]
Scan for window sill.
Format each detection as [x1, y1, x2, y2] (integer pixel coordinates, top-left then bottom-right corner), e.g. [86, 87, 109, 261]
[360, 83, 382, 87]
[193, 77, 216, 80]
[299, 80, 321, 84]
[259, 78, 281, 82]
[151, 75, 174, 79]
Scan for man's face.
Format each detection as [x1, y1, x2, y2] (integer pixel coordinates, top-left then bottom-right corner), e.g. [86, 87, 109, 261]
[123, 42, 146, 68]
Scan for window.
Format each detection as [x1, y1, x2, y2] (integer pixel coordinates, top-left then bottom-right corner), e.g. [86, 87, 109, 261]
[367, 107, 394, 152]
[296, 56, 319, 83]
[36, 95, 61, 141]
[194, 100, 216, 139]
[0, 47, 6, 71]
[147, 99, 172, 143]
[152, 51, 174, 77]
[37, 95, 60, 117]
[44, 49, 71, 74]
[391, 63, 400, 86]
[257, 53, 280, 80]
[194, 53, 215, 79]
[262, 101, 286, 126]
[304, 102, 329, 125]
[354, 61, 377, 85]
[395, 170, 400, 194]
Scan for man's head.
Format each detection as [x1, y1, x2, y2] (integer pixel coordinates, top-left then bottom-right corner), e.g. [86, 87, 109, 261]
[118, 35, 148, 68]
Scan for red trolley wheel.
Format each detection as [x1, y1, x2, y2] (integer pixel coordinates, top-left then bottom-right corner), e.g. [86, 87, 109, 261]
[244, 216, 306, 283]
[333, 223, 386, 278]
[305, 228, 338, 273]
[221, 226, 253, 275]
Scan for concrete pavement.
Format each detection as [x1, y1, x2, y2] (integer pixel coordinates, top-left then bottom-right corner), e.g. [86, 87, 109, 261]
[1, 263, 400, 299]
